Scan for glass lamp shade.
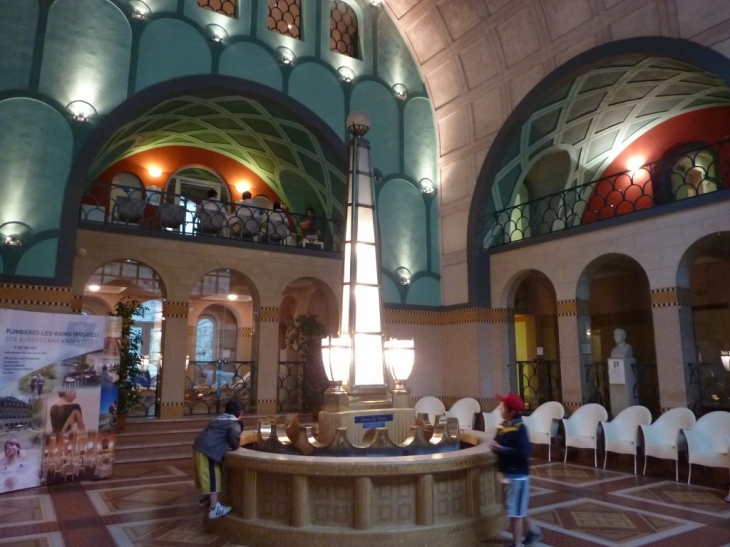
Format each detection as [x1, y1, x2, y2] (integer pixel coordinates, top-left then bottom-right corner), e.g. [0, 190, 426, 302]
[722, 351, 730, 372]
[384, 338, 414, 392]
[321, 336, 352, 392]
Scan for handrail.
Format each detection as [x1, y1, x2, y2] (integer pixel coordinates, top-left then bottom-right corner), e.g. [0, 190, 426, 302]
[482, 138, 730, 248]
[79, 180, 344, 253]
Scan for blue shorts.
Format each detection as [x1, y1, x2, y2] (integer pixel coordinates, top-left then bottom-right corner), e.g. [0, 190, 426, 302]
[504, 475, 530, 518]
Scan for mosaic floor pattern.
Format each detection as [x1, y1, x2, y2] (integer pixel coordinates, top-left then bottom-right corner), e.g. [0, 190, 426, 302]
[0, 453, 727, 546]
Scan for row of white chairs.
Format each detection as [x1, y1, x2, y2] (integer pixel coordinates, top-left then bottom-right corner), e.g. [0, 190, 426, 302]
[413, 396, 481, 430]
[483, 401, 730, 483]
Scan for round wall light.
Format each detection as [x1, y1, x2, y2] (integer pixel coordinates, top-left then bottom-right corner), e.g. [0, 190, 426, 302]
[207, 24, 228, 43]
[66, 100, 97, 123]
[392, 83, 408, 100]
[338, 66, 356, 83]
[277, 46, 296, 65]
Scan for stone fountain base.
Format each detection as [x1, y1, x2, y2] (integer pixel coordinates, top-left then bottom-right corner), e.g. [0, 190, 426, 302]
[206, 430, 505, 547]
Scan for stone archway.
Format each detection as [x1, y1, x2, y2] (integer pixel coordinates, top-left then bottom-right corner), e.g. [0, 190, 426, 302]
[509, 270, 561, 410]
[578, 254, 658, 416]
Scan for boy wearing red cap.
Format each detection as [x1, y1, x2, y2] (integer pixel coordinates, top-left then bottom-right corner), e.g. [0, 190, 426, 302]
[491, 393, 542, 547]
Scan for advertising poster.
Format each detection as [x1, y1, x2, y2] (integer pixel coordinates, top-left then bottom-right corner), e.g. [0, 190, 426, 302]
[0, 309, 119, 494]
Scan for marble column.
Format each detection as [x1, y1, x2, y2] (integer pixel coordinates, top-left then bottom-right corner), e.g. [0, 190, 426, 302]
[650, 287, 695, 411]
[556, 299, 591, 410]
[159, 301, 189, 419]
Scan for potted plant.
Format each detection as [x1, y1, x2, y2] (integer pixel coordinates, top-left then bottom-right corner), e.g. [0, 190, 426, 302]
[295, 314, 328, 414]
[109, 298, 147, 431]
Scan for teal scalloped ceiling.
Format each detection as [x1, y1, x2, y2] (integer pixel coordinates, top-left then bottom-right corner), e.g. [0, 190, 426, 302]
[91, 93, 347, 217]
[0, 0, 441, 304]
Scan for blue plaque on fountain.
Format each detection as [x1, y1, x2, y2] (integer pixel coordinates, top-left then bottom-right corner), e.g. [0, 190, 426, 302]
[356, 414, 393, 428]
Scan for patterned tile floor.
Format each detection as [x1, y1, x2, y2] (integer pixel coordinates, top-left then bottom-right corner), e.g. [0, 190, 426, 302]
[0, 453, 728, 546]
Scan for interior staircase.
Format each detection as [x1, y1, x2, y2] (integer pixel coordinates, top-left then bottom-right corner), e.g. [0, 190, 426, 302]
[115, 414, 313, 464]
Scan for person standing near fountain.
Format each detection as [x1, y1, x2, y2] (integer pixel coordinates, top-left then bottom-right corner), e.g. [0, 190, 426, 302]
[193, 400, 244, 519]
[491, 393, 542, 547]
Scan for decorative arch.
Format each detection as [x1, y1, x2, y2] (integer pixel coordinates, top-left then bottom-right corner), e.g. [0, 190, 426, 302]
[468, 37, 730, 306]
[59, 75, 349, 286]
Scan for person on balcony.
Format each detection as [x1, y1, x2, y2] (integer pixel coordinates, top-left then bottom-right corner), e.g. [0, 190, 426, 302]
[196, 190, 224, 235]
[300, 208, 317, 240]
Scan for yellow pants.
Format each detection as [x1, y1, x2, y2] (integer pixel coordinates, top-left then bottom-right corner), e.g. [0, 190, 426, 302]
[193, 449, 221, 494]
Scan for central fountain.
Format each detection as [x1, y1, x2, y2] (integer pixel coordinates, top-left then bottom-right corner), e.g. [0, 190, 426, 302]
[206, 113, 505, 547]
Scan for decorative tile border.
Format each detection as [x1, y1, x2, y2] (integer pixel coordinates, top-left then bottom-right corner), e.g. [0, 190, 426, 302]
[259, 306, 279, 322]
[384, 307, 512, 326]
[0, 284, 72, 308]
[557, 299, 589, 317]
[651, 287, 691, 308]
[162, 301, 188, 318]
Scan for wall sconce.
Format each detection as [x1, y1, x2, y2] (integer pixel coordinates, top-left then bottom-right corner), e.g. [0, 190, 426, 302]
[88, 284, 101, 292]
[395, 266, 412, 286]
[392, 83, 408, 100]
[127, 0, 151, 19]
[338, 66, 356, 83]
[370, 0, 384, 5]
[3, 235, 23, 247]
[235, 181, 249, 195]
[66, 100, 97, 123]
[419, 178, 435, 194]
[227, 294, 238, 301]
[207, 24, 228, 43]
[147, 167, 162, 178]
[721, 350, 730, 371]
[277, 46, 296, 65]
[384, 338, 415, 393]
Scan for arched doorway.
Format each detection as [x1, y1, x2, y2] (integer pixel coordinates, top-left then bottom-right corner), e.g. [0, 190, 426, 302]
[277, 277, 338, 412]
[185, 269, 257, 415]
[680, 232, 730, 414]
[82, 258, 166, 417]
[509, 271, 561, 410]
[579, 255, 659, 416]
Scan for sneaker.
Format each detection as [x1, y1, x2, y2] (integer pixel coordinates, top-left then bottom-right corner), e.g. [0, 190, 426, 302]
[208, 502, 232, 519]
[524, 529, 543, 546]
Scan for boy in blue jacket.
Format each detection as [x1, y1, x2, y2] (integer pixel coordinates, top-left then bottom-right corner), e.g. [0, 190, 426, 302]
[491, 393, 542, 547]
[193, 399, 244, 519]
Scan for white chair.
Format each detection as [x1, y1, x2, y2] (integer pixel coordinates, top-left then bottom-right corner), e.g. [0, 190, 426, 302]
[601, 405, 652, 473]
[563, 403, 608, 467]
[447, 397, 480, 430]
[641, 407, 696, 481]
[414, 396, 445, 425]
[683, 411, 730, 484]
[482, 406, 503, 436]
[521, 401, 565, 462]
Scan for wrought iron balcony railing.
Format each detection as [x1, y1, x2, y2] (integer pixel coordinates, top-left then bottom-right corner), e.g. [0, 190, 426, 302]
[509, 360, 562, 411]
[483, 139, 730, 248]
[185, 360, 256, 415]
[79, 181, 344, 253]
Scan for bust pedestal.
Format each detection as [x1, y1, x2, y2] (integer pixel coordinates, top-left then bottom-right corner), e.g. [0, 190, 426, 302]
[607, 357, 636, 415]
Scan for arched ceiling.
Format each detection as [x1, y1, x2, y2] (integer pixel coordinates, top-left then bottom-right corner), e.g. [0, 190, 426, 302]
[90, 93, 347, 216]
[488, 56, 730, 213]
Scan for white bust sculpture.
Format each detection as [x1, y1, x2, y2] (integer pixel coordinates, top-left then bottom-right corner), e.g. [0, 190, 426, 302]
[610, 328, 633, 359]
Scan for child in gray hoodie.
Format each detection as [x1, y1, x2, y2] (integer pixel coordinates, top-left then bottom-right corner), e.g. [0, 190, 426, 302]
[193, 399, 244, 519]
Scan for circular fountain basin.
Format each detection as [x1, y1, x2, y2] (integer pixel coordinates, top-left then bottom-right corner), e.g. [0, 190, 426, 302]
[206, 430, 505, 547]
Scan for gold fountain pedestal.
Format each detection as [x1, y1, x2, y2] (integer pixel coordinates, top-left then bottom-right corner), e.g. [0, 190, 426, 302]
[207, 428, 506, 547]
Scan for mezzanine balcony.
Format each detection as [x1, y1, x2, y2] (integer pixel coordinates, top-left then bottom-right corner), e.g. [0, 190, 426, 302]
[482, 139, 730, 249]
[79, 181, 344, 253]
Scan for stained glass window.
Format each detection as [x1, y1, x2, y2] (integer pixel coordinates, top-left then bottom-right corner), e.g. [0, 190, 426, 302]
[197, 0, 236, 18]
[268, 0, 301, 39]
[330, 1, 358, 58]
